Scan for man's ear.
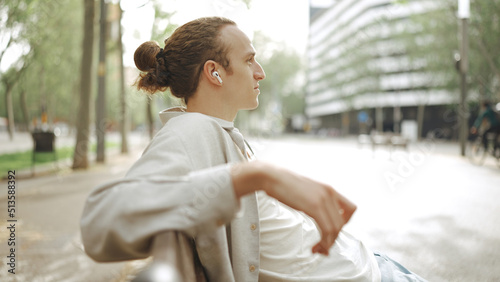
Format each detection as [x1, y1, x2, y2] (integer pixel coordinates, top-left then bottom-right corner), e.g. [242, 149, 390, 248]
[203, 60, 223, 86]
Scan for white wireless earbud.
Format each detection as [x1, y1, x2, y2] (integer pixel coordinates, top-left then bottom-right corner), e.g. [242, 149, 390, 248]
[212, 71, 223, 84]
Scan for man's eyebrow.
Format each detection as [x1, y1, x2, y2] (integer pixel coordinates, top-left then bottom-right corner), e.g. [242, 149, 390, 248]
[245, 51, 256, 58]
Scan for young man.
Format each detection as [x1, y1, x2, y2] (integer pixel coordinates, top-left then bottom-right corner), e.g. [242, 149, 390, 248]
[81, 17, 425, 281]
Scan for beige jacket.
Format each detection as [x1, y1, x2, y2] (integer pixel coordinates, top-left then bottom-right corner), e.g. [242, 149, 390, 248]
[80, 107, 260, 282]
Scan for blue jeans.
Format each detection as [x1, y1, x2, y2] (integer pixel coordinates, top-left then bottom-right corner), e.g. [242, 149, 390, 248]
[374, 252, 428, 282]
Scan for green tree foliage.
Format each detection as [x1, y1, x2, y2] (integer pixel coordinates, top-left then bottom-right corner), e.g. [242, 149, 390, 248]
[150, 1, 177, 44]
[469, 0, 500, 101]
[1, 0, 83, 130]
[404, 0, 500, 103]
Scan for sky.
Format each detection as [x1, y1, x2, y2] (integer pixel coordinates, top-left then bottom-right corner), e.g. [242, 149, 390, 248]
[120, 0, 334, 67]
[1, 0, 335, 71]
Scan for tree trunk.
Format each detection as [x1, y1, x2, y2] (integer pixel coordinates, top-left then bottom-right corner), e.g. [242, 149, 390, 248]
[5, 83, 15, 140]
[2, 55, 31, 139]
[72, 0, 95, 169]
[147, 99, 154, 140]
[117, 6, 129, 154]
[20, 89, 31, 132]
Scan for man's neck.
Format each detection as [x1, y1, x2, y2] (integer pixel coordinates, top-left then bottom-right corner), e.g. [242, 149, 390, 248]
[186, 94, 237, 122]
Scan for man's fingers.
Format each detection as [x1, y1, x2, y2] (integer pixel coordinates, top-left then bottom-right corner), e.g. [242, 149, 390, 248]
[325, 193, 344, 233]
[312, 188, 357, 257]
[312, 242, 329, 256]
[335, 190, 357, 223]
[313, 211, 342, 254]
[309, 187, 354, 256]
[313, 207, 336, 247]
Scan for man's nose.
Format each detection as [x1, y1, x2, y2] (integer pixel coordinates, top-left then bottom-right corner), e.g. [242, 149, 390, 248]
[255, 62, 266, 80]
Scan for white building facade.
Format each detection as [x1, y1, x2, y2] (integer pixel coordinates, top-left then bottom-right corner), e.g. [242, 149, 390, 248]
[306, 0, 460, 139]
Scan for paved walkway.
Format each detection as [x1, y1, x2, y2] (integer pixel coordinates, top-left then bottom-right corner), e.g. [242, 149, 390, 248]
[0, 145, 149, 281]
[0, 132, 498, 281]
[253, 135, 500, 281]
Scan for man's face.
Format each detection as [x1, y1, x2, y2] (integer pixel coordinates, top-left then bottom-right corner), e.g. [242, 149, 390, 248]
[218, 25, 266, 110]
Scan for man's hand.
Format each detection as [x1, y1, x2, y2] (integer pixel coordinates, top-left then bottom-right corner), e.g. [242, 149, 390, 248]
[231, 161, 357, 255]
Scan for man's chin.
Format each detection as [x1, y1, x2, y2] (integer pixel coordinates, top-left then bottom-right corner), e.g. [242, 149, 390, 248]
[250, 99, 259, 110]
[241, 99, 259, 111]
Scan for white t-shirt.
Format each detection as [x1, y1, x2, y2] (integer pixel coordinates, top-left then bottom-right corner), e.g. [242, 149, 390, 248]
[257, 191, 381, 281]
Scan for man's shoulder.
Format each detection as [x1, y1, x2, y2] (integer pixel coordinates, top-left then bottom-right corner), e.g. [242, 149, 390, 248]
[166, 113, 223, 131]
[158, 113, 228, 144]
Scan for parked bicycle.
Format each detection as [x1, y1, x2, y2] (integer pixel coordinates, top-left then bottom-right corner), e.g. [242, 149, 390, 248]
[467, 132, 500, 167]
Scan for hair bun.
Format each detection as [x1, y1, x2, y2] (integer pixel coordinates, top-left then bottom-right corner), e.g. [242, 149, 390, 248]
[134, 41, 161, 72]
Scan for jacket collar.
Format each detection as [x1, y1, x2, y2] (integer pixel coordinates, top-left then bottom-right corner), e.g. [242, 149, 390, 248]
[158, 107, 235, 130]
[159, 107, 251, 158]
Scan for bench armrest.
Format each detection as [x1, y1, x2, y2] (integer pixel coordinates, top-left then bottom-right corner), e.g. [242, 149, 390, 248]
[132, 232, 207, 282]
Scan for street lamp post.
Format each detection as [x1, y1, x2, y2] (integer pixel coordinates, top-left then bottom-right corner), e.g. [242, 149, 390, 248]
[458, 0, 469, 156]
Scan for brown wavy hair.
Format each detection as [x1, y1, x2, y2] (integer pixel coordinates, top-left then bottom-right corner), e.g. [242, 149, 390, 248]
[134, 17, 236, 103]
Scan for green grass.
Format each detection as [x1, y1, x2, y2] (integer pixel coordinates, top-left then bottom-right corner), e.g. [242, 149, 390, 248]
[0, 142, 118, 172]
